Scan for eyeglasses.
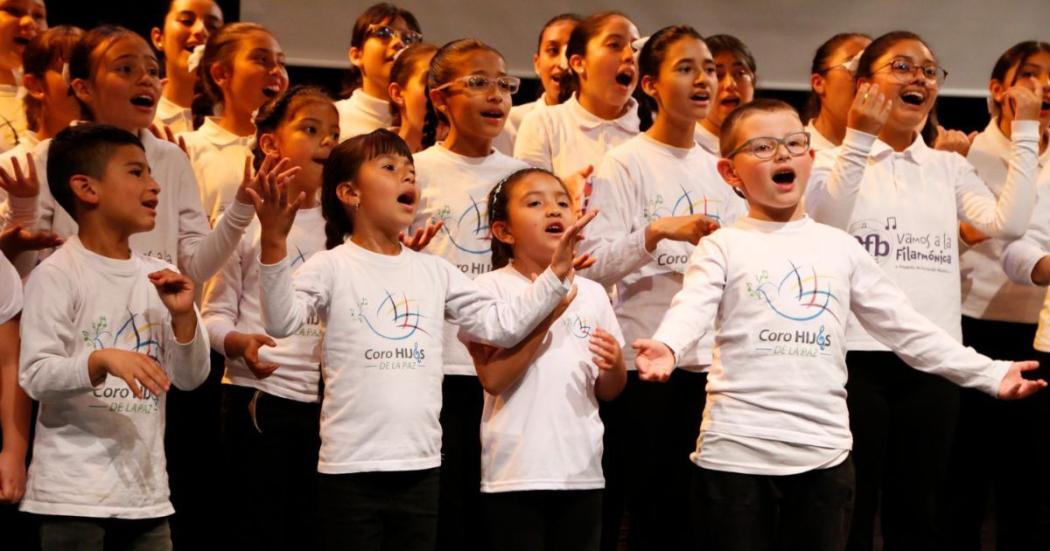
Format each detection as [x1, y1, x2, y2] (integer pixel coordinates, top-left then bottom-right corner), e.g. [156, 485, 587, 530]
[431, 74, 521, 96]
[727, 131, 811, 160]
[875, 57, 948, 85]
[366, 25, 423, 47]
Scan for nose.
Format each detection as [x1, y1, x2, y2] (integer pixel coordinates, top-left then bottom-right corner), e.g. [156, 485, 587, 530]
[190, 19, 209, 41]
[721, 73, 736, 91]
[773, 141, 791, 161]
[149, 176, 161, 194]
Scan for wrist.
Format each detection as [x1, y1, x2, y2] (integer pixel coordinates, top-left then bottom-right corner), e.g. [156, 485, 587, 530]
[644, 223, 663, 252]
[223, 332, 246, 359]
[171, 311, 198, 343]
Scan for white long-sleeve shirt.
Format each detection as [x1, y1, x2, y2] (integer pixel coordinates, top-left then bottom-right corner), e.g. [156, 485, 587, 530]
[470, 267, 623, 493]
[806, 124, 1039, 350]
[5, 128, 254, 284]
[258, 239, 569, 474]
[335, 89, 393, 142]
[653, 216, 1010, 476]
[583, 133, 746, 370]
[961, 119, 1050, 324]
[514, 95, 638, 178]
[201, 207, 326, 403]
[412, 144, 529, 376]
[179, 117, 254, 225]
[18, 236, 209, 518]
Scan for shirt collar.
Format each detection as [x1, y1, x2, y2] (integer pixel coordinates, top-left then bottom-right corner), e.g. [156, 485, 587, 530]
[566, 94, 639, 133]
[198, 116, 253, 148]
[869, 132, 928, 164]
[350, 88, 393, 122]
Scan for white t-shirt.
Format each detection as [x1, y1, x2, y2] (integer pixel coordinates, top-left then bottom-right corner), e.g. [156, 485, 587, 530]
[412, 144, 529, 376]
[154, 96, 194, 136]
[961, 119, 1050, 324]
[0, 252, 21, 323]
[653, 216, 1010, 476]
[180, 117, 253, 225]
[336, 89, 393, 142]
[18, 127, 255, 284]
[694, 122, 719, 156]
[18, 236, 209, 518]
[201, 206, 326, 403]
[806, 125, 1039, 350]
[259, 239, 569, 474]
[0, 84, 27, 153]
[584, 133, 747, 370]
[514, 95, 638, 178]
[470, 266, 623, 493]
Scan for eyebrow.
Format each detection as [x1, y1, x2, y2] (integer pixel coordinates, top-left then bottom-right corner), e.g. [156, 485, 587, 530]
[125, 161, 148, 170]
[521, 189, 570, 199]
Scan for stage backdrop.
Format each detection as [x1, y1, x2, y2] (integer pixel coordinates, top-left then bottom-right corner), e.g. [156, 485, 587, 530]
[243, 0, 1049, 97]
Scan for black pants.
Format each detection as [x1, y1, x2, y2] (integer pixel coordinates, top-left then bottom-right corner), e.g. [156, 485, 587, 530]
[693, 458, 855, 551]
[318, 467, 440, 551]
[845, 350, 959, 551]
[599, 370, 707, 551]
[436, 374, 486, 551]
[220, 384, 321, 550]
[37, 515, 171, 551]
[943, 316, 1050, 551]
[483, 490, 603, 551]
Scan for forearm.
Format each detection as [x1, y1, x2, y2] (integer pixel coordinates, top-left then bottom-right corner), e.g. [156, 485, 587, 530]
[0, 322, 29, 457]
[594, 361, 627, 401]
[181, 200, 255, 283]
[475, 318, 554, 395]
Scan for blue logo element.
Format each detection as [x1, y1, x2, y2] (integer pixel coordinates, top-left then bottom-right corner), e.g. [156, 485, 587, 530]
[746, 262, 839, 323]
[359, 291, 430, 341]
[435, 195, 490, 255]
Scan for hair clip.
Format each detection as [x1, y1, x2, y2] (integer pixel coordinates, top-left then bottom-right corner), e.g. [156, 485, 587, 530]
[187, 44, 206, 74]
[492, 178, 506, 201]
[632, 36, 651, 62]
[842, 50, 864, 74]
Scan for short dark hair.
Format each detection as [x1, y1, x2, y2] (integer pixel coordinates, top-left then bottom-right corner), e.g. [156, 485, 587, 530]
[719, 98, 800, 157]
[48, 123, 145, 221]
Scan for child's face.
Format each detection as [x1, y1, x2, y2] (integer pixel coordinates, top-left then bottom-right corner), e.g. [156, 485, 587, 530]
[705, 51, 755, 129]
[644, 37, 717, 127]
[721, 110, 813, 221]
[351, 153, 417, 235]
[153, 0, 223, 77]
[862, 39, 939, 134]
[77, 35, 162, 132]
[574, 15, 639, 111]
[814, 36, 869, 127]
[994, 51, 1050, 127]
[494, 172, 575, 267]
[351, 17, 416, 92]
[435, 49, 512, 142]
[0, 0, 46, 72]
[533, 19, 576, 103]
[93, 144, 161, 234]
[271, 100, 340, 192]
[395, 53, 434, 134]
[219, 30, 288, 114]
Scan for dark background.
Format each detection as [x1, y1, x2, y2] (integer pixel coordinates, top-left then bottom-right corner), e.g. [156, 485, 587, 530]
[44, 0, 994, 135]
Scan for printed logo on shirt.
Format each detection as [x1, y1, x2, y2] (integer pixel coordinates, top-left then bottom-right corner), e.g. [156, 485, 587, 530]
[849, 217, 954, 272]
[140, 249, 174, 264]
[747, 263, 837, 358]
[350, 292, 429, 370]
[81, 311, 163, 414]
[433, 196, 494, 275]
[643, 188, 726, 224]
[563, 314, 594, 339]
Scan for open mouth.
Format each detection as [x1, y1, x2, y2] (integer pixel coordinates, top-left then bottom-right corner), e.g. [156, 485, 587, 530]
[720, 96, 741, 108]
[311, 155, 327, 165]
[1041, 100, 1050, 111]
[691, 90, 711, 103]
[614, 68, 635, 87]
[480, 109, 504, 122]
[544, 220, 565, 235]
[13, 37, 29, 47]
[900, 90, 926, 106]
[396, 189, 416, 206]
[772, 168, 796, 186]
[130, 94, 156, 108]
[141, 198, 159, 210]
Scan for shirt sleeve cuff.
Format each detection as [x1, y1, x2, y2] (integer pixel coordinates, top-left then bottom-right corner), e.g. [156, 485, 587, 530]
[1011, 120, 1040, 142]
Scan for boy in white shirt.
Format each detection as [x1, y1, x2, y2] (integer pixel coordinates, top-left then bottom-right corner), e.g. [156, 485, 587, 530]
[18, 124, 209, 550]
[633, 99, 1045, 551]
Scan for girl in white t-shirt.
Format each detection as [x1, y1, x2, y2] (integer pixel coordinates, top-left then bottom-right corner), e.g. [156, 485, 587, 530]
[466, 167, 625, 551]
[148, 0, 224, 135]
[336, 3, 422, 142]
[252, 129, 590, 551]
[388, 42, 436, 152]
[182, 22, 288, 224]
[0, 0, 45, 152]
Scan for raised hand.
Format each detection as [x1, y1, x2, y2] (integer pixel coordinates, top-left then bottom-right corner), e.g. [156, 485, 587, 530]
[149, 269, 195, 317]
[550, 209, 597, 279]
[572, 252, 596, 271]
[399, 220, 444, 252]
[149, 123, 188, 155]
[1006, 84, 1043, 122]
[225, 331, 279, 379]
[88, 348, 171, 399]
[632, 338, 675, 382]
[847, 82, 892, 136]
[997, 360, 1047, 400]
[0, 224, 63, 260]
[237, 154, 301, 206]
[246, 161, 306, 242]
[0, 153, 39, 199]
[646, 214, 720, 251]
[933, 125, 977, 156]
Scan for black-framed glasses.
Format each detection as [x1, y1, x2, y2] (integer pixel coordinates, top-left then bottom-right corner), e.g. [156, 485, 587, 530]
[366, 25, 423, 47]
[727, 131, 810, 160]
[875, 57, 948, 85]
[431, 75, 521, 96]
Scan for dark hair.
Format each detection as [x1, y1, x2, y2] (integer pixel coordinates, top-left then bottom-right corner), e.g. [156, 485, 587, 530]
[706, 34, 757, 77]
[321, 129, 413, 249]
[988, 40, 1050, 116]
[805, 32, 870, 122]
[340, 3, 422, 99]
[636, 25, 704, 131]
[557, 11, 631, 104]
[191, 22, 273, 128]
[535, 13, 582, 53]
[68, 25, 146, 121]
[48, 123, 145, 221]
[854, 31, 939, 144]
[388, 42, 438, 127]
[719, 98, 799, 157]
[22, 25, 84, 133]
[421, 39, 503, 148]
[253, 85, 336, 168]
[487, 167, 568, 269]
